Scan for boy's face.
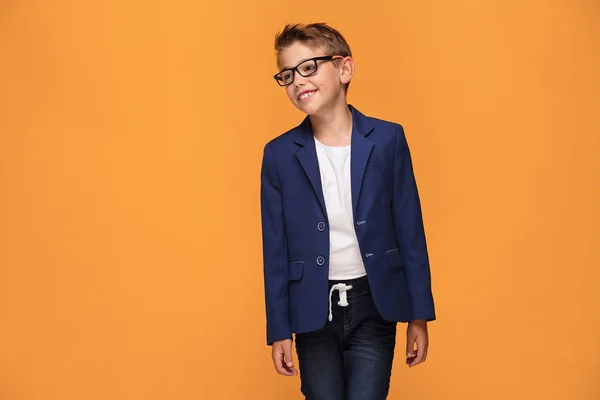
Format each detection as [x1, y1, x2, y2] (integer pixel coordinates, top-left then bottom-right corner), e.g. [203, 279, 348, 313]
[277, 41, 352, 116]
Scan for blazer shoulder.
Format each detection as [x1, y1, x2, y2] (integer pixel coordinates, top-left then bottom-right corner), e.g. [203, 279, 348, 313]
[367, 115, 404, 133]
[263, 124, 302, 154]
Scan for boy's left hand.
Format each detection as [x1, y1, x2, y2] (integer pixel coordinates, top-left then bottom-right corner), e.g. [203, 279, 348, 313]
[406, 319, 428, 367]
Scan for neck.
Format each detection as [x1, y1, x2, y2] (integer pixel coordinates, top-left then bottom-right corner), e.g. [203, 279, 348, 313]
[309, 101, 353, 143]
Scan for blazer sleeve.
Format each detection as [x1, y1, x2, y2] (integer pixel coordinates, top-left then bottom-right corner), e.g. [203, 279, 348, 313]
[392, 125, 436, 321]
[260, 142, 292, 345]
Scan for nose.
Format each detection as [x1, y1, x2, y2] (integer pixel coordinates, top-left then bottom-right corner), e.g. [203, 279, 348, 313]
[293, 71, 307, 89]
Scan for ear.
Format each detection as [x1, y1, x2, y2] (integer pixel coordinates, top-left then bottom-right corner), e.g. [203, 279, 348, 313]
[339, 56, 355, 84]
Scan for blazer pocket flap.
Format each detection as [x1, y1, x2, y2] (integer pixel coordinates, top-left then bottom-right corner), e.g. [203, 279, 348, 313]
[288, 261, 304, 281]
[385, 249, 403, 269]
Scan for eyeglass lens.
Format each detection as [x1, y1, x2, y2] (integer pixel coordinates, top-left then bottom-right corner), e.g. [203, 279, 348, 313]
[276, 59, 318, 86]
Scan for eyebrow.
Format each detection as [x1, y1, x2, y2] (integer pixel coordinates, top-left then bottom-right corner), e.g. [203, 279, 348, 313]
[279, 57, 313, 72]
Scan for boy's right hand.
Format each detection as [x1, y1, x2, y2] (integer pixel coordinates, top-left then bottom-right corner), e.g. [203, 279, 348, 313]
[271, 339, 298, 376]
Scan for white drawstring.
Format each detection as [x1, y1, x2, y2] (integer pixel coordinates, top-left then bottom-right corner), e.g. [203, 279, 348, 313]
[328, 283, 353, 321]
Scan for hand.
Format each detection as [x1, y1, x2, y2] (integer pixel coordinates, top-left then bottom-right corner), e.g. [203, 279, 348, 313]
[406, 319, 429, 367]
[271, 339, 298, 376]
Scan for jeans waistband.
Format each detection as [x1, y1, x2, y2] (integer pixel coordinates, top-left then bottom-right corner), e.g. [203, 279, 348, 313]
[328, 274, 370, 296]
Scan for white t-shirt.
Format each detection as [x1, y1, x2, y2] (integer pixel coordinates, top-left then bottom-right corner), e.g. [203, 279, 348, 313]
[314, 137, 367, 280]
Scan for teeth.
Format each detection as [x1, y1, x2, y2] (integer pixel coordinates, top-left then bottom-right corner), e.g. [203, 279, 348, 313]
[299, 91, 315, 100]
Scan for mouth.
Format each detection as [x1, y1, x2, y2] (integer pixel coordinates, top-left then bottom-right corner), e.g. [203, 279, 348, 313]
[297, 90, 317, 101]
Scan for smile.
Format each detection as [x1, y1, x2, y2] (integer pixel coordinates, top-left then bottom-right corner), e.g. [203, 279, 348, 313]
[298, 90, 317, 100]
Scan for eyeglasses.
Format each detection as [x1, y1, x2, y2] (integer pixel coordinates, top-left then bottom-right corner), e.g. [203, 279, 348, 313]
[273, 55, 344, 87]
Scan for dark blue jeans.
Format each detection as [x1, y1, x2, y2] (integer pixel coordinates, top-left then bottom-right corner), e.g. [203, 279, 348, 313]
[295, 275, 397, 400]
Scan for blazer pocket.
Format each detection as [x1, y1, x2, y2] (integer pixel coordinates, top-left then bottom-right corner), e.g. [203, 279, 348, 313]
[288, 261, 304, 281]
[385, 249, 403, 269]
[366, 161, 383, 171]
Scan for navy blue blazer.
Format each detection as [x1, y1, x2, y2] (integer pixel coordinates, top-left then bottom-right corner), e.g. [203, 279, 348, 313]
[260, 104, 436, 345]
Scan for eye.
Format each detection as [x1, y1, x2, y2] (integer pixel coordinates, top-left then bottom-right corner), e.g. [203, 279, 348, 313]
[301, 64, 316, 73]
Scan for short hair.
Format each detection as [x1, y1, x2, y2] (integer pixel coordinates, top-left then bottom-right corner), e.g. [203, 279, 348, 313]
[274, 23, 353, 91]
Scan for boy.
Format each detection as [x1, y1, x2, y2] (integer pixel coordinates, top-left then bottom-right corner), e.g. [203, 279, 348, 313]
[260, 23, 436, 400]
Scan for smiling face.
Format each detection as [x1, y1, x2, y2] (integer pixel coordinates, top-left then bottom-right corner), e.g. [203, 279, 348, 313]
[277, 41, 352, 116]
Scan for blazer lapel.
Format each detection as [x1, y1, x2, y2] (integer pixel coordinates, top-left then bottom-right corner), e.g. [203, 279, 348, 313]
[349, 105, 375, 219]
[292, 105, 375, 220]
[293, 117, 328, 217]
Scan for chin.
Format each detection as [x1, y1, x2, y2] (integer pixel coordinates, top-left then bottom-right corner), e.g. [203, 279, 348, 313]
[295, 101, 322, 116]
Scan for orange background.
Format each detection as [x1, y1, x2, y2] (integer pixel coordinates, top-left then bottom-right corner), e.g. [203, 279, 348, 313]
[1, 1, 599, 399]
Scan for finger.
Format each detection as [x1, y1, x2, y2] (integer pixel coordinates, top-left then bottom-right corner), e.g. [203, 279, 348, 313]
[282, 341, 299, 376]
[408, 338, 428, 367]
[418, 335, 429, 362]
[408, 347, 425, 367]
[272, 345, 294, 376]
[405, 333, 417, 358]
[278, 356, 295, 376]
[405, 351, 417, 365]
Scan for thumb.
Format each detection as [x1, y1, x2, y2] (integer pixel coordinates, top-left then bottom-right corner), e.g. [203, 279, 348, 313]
[406, 333, 416, 357]
[283, 340, 294, 367]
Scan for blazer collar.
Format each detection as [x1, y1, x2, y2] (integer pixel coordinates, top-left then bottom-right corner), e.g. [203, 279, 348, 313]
[291, 104, 374, 146]
[291, 104, 375, 219]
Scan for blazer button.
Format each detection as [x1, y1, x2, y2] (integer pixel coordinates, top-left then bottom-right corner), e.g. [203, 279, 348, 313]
[317, 221, 326, 231]
[316, 255, 325, 266]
